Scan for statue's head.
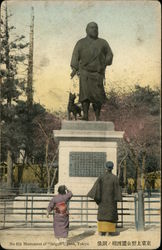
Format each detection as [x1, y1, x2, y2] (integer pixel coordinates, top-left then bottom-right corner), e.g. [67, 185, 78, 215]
[86, 22, 98, 39]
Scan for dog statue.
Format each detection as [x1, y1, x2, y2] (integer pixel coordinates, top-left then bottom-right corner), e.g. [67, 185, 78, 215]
[67, 93, 82, 120]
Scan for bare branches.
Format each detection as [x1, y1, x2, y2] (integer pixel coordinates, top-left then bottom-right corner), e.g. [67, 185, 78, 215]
[37, 121, 48, 139]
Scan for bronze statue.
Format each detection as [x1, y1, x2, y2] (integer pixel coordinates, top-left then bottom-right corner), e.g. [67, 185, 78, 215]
[70, 22, 113, 121]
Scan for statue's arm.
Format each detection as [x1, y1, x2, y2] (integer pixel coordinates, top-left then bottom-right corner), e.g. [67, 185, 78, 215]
[105, 41, 113, 66]
[70, 41, 80, 78]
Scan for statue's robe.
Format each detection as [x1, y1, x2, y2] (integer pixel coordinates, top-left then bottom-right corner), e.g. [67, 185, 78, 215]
[87, 172, 122, 232]
[71, 36, 113, 104]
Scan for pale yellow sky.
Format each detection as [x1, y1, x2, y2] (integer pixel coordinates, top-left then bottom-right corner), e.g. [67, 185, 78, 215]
[7, 0, 161, 111]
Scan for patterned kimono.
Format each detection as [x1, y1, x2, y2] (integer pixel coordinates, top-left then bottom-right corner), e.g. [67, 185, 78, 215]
[71, 36, 113, 104]
[47, 191, 73, 238]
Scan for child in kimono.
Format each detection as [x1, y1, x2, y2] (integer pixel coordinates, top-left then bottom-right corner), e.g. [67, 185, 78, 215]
[47, 185, 73, 243]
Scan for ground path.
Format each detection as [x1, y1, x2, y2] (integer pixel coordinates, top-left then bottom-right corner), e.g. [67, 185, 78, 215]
[0, 225, 160, 249]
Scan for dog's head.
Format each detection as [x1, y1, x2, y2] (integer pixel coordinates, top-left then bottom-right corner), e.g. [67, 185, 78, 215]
[69, 92, 76, 102]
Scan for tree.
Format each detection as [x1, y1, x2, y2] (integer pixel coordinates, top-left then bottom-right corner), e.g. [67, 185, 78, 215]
[32, 112, 61, 193]
[0, 2, 29, 188]
[92, 84, 160, 192]
[1, 4, 60, 192]
[121, 85, 160, 191]
[14, 102, 47, 186]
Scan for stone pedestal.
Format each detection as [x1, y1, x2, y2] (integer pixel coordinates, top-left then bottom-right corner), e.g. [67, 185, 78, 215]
[53, 120, 124, 195]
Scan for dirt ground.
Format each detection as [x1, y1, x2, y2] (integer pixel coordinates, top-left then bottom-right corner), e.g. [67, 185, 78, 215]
[0, 225, 161, 250]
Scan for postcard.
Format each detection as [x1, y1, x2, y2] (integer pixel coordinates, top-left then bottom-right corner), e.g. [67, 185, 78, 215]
[0, 0, 161, 249]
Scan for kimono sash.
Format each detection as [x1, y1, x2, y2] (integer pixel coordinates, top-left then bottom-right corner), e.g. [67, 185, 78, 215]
[54, 202, 68, 215]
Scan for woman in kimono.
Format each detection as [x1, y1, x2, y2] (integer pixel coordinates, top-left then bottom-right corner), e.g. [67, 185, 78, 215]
[87, 161, 122, 236]
[47, 185, 73, 242]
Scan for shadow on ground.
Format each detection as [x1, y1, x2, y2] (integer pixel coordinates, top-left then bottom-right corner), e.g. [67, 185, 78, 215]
[144, 225, 159, 231]
[68, 230, 95, 244]
[117, 227, 130, 233]
[68, 227, 131, 243]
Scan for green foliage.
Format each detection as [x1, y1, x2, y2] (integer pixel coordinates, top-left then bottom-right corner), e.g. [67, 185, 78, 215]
[1, 4, 60, 190]
[99, 84, 160, 187]
[106, 89, 120, 109]
[129, 85, 160, 115]
[145, 154, 160, 173]
[0, 6, 27, 161]
[0, 4, 29, 99]
[132, 85, 159, 103]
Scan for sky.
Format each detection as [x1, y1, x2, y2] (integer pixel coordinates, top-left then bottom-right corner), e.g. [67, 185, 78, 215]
[3, 0, 161, 111]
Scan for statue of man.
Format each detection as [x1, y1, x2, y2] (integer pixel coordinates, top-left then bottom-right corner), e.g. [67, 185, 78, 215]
[70, 22, 113, 121]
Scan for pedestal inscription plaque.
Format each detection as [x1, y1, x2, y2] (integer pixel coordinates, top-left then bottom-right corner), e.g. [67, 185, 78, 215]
[69, 152, 106, 177]
[53, 121, 124, 195]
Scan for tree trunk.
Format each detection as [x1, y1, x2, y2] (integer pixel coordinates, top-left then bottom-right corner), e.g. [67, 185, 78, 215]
[50, 168, 57, 189]
[123, 159, 127, 192]
[129, 148, 141, 191]
[17, 150, 27, 185]
[47, 171, 50, 193]
[117, 153, 128, 178]
[40, 163, 45, 188]
[45, 139, 50, 193]
[5, 3, 13, 190]
[136, 162, 141, 191]
[7, 149, 13, 189]
[141, 152, 146, 190]
[18, 164, 23, 184]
